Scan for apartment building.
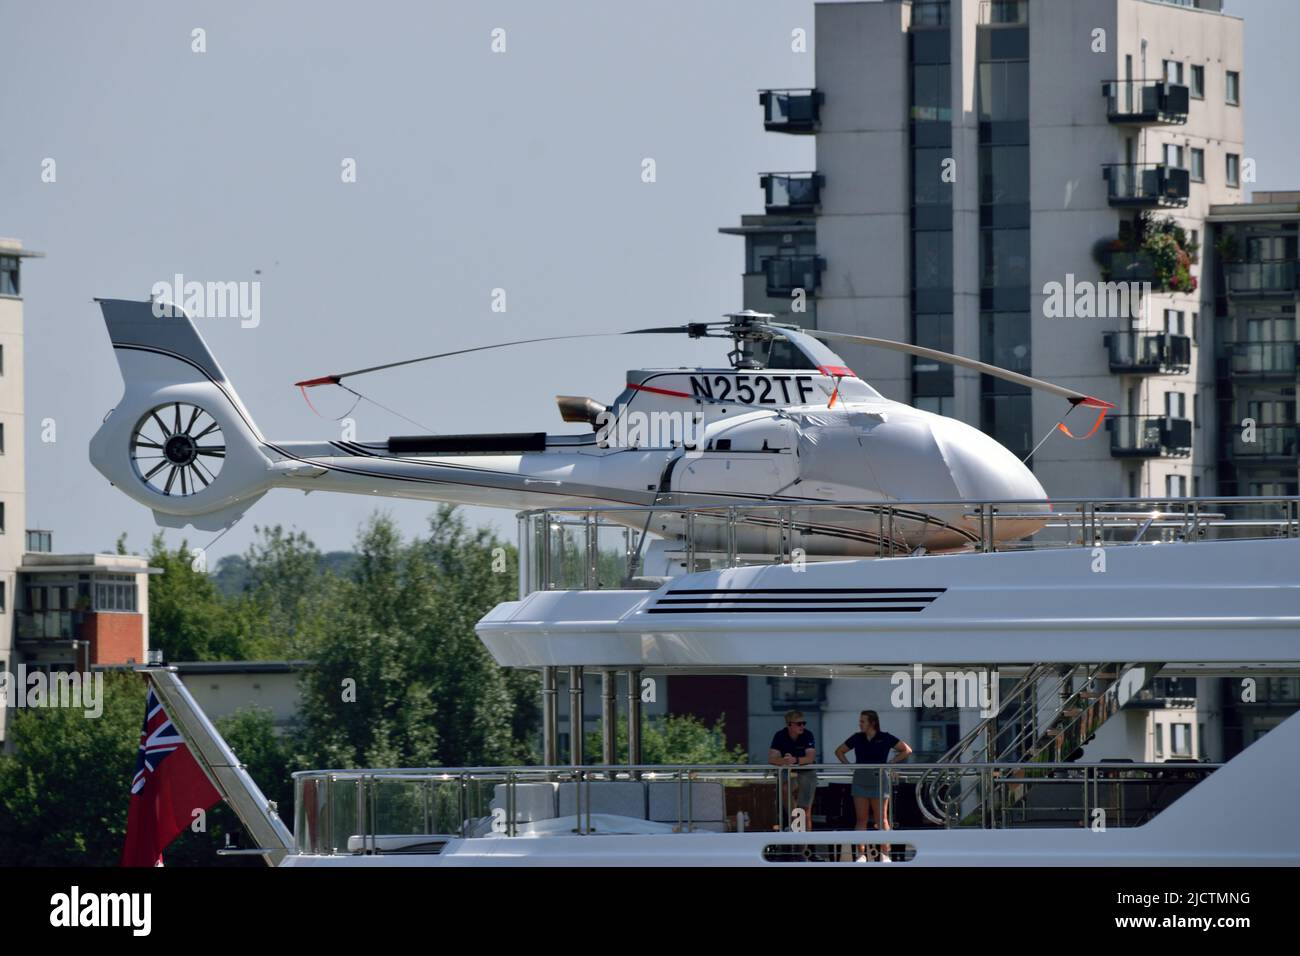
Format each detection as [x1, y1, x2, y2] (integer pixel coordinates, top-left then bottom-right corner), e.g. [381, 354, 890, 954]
[719, 0, 1264, 765]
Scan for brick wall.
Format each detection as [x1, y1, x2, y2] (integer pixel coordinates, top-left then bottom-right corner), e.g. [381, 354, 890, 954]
[82, 612, 145, 665]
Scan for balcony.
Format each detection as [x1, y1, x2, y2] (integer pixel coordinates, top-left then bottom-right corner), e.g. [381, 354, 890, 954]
[1105, 331, 1192, 374]
[1225, 260, 1299, 297]
[1103, 164, 1190, 208]
[16, 610, 76, 642]
[1103, 80, 1190, 125]
[1109, 415, 1192, 458]
[763, 256, 825, 297]
[1226, 424, 1298, 463]
[1097, 249, 1159, 285]
[761, 173, 823, 213]
[758, 89, 822, 134]
[1218, 341, 1299, 379]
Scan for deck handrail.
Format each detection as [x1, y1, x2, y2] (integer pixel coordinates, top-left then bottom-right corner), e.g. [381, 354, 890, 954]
[291, 760, 1223, 854]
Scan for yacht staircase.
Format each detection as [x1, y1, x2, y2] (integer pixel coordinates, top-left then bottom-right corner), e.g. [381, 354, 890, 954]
[917, 662, 1165, 826]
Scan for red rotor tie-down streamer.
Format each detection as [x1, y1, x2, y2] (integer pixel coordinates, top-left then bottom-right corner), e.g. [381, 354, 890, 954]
[1056, 406, 1109, 440]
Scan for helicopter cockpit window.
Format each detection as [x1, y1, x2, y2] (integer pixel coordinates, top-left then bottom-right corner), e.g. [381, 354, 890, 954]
[754, 336, 817, 370]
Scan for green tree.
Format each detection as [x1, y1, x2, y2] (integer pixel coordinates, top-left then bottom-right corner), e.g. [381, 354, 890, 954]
[585, 714, 748, 765]
[0, 671, 142, 866]
[226, 525, 331, 659]
[294, 507, 539, 771]
[145, 534, 244, 661]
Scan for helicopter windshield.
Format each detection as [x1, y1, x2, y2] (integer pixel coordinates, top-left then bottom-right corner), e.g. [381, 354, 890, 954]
[752, 335, 817, 370]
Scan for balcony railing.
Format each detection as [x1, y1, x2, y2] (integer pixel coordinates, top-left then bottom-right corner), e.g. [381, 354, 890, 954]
[1103, 164, 1190, 208]
[1219, 341, 1299, 378]
[1098, 249, 1159, 285]
[763, 256, 825, 296]
[1225, 260, 1299, 296]
[1102, 80, 1190, 125]
[16, 610, 76, 641]
[1227, 424, 1299, 461]
[979, 0, 1027, 25]
[1105, 331, 1191, 374]
[758, 89, 822, 133]
[761, 173, 823, 213]
[1109, 415, 1192, 458]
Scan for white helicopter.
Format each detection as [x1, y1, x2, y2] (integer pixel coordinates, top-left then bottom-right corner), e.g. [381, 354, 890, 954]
[88, 300, 1113, 558]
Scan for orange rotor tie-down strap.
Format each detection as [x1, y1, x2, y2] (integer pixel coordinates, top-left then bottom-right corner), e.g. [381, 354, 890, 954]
[1057, 406, 1108, 440]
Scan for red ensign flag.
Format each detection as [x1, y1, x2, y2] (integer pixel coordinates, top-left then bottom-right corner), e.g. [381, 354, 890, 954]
[122, 687, 221, 866]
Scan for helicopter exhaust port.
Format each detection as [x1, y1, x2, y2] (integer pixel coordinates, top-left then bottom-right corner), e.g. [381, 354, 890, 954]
[556, 395, 607, 427]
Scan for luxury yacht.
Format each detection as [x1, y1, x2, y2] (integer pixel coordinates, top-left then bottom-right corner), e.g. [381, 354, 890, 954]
[147, 494, 1300, 866]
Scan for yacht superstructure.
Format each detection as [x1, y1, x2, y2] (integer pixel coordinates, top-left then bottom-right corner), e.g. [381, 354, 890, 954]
[145, 494, 1300, 867]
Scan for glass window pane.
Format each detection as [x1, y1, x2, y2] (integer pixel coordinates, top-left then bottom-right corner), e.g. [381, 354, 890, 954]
[980, 229, 1030, 288]
[914, 231, 952, 291]
[980, 146, 1029, 205]
[913, 148, 953, 205]
[911, 63, 952, 122]
[978, 61, 1029, 122]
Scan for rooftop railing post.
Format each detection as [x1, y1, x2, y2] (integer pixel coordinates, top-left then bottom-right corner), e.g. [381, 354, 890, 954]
[585, 511, 596, 589]
[541, 511, 552, 590]
[600, 669, 618, 767]
[686, 511, 696, 572]
[727, 506, 738, 568]
[568, 666, 585, 767]
[627, 668, 643, 774]
[518, 514, 530, 596]
[506, 771, 516, 838]
[542, 666, 558, 767]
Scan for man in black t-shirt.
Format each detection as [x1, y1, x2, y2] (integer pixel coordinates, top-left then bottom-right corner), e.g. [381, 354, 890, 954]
[768, 709, 818, 829]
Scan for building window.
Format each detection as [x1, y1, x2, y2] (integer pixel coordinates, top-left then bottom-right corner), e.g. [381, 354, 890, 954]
[1166, 474, 1187, 497]
[1164, 309, 1184, 335]
[768, 677, 827, 710]
[0, 501, 5, 533]
[1226, 70, 1240, 106]
[1226, 153, 1240, 188]
[1163, 144, 1184, 169]
[1171, 723, 1192, 757]
[1154, 724, 1164, 758]
[0, 257, 18, 297]
[94, 574, 138, 613]
[1166, 391, 1186, 418]
[1190, 64, 1204, 99]
[1189, 148, 1205, 182]
[0, 582, 5, 613]
[1163, 60, 1183, 86]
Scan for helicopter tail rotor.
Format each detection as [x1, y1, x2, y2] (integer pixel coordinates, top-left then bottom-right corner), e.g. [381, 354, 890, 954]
[89, 298, 273, 531]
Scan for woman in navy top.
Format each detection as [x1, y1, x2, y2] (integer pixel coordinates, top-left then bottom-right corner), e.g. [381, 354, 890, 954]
[835, 710, 912, 859]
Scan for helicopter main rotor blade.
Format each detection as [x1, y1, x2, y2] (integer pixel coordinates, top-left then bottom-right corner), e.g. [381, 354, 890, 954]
[293, 325, 713, 388]
[781, 326, 1115, 409]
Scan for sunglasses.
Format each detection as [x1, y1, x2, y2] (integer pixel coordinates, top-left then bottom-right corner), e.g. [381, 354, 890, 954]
[790, 721, 806, 726]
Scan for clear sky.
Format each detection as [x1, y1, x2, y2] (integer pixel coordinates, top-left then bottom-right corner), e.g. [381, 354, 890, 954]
[0, 0, 1296, 561]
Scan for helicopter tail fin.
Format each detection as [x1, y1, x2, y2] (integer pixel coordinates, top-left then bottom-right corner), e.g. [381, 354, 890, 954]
[89, 298, 272, 531]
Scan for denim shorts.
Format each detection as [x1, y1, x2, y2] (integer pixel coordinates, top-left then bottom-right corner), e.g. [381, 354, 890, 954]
[852, 768, 889, 799]
[791, 770, 818, 806]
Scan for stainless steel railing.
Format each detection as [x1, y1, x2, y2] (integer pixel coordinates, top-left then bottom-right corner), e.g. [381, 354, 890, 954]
[517, 496, 1300, 595]
[291, 761, 1221, 855]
